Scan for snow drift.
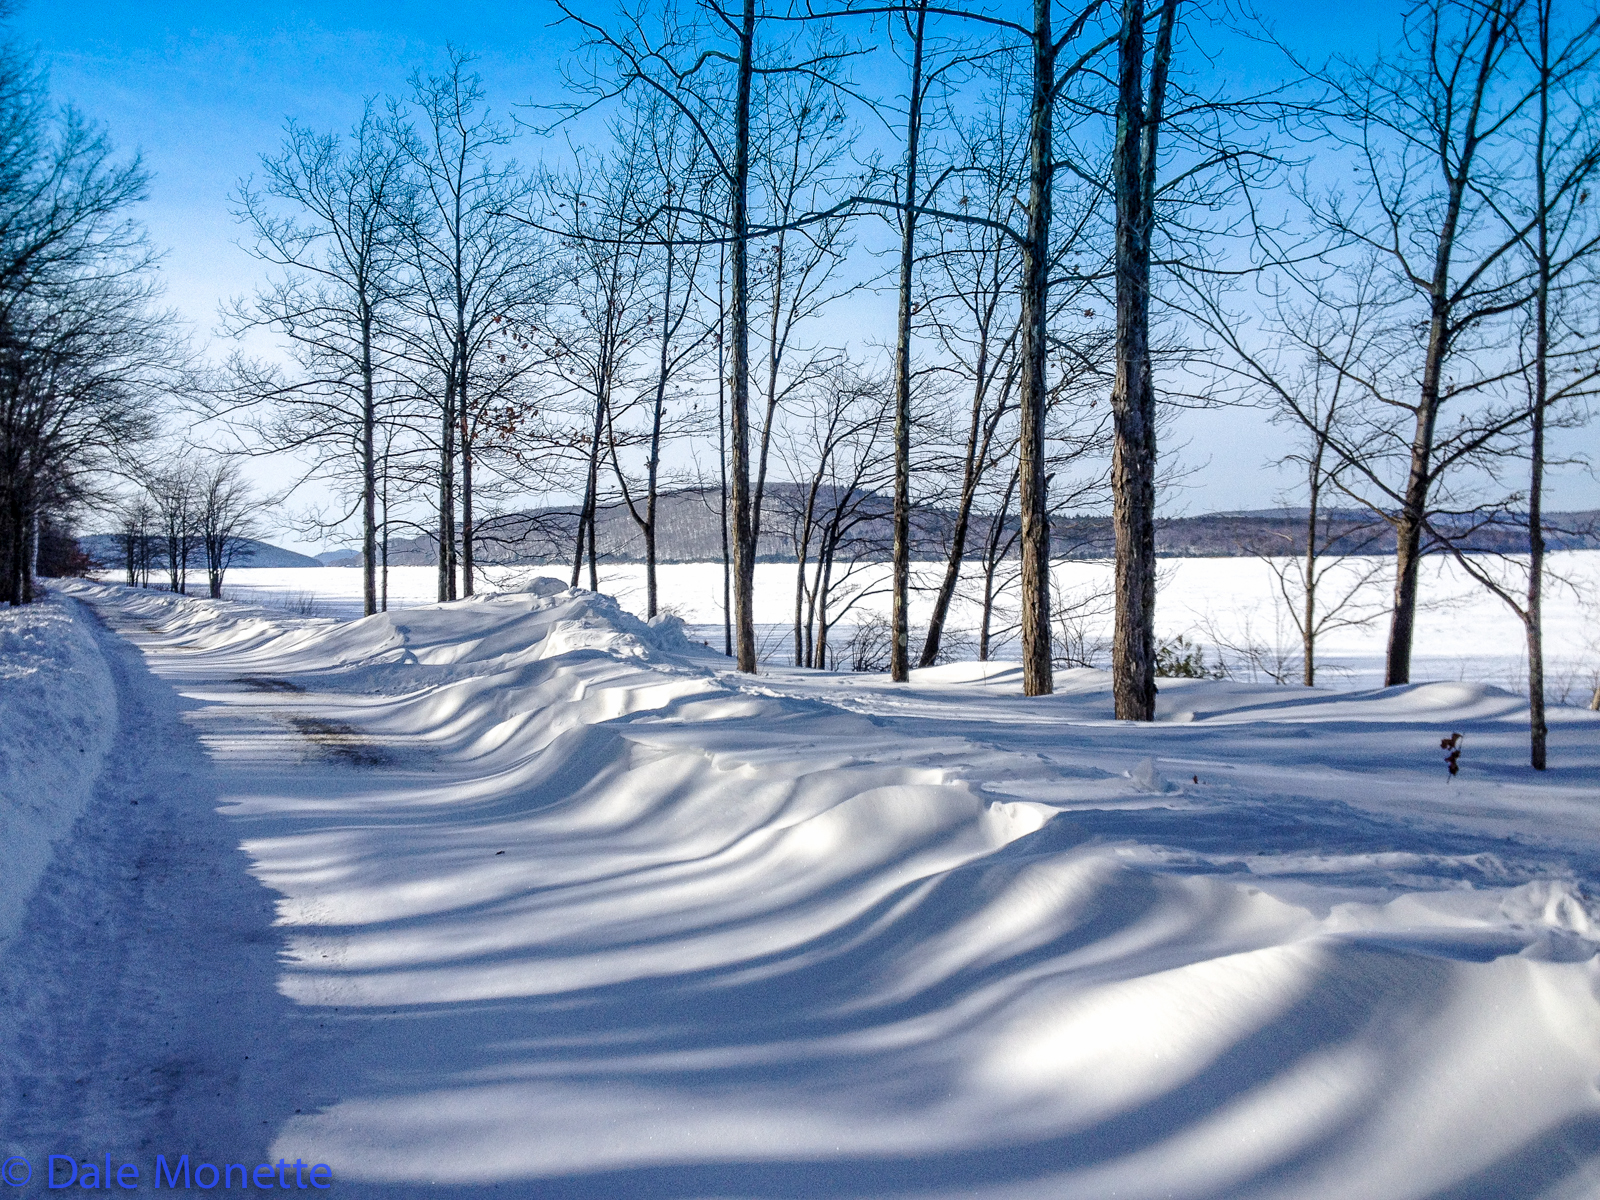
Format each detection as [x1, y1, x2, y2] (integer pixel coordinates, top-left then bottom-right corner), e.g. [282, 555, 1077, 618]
[43, 579, 1600, 1198]
[0, 595, 116, 949]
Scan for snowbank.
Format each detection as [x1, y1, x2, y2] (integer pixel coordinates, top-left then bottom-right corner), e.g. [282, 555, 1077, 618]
[57, 579, 1600, 1197]
[0, 595, 116, 948]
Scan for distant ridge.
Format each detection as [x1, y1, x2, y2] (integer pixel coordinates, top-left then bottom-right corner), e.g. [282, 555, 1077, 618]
[311, 488, 1600, 567]
[79, 535, 322, 570]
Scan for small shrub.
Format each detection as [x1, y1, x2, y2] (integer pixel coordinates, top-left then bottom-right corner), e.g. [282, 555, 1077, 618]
[847, 612, 895, 672]
[1155, 634, 1225, 679]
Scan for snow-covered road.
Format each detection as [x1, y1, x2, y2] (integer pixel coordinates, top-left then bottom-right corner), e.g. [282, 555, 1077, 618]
[5, 579, 1600, 1198]
[0, 593, 322, 1181]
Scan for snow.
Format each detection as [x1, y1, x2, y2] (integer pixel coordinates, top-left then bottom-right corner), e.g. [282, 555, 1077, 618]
[4, 574, 1600, 1198]
[186, 549, 1600, 696]
[0, 595, 116, 949]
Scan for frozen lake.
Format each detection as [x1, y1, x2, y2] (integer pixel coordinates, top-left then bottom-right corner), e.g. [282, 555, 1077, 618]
[111, 551, 1600, 701]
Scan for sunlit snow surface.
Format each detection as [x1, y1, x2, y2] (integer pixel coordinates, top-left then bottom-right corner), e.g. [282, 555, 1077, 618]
[206, 552, 1600, 696]
[62, 576, 1600, 1198]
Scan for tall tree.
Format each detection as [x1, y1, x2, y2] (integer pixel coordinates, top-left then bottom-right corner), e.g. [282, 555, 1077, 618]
[842, 0, 1115, 694]
[1305, 0, 1568, 686]
[913, 69, 1026, 668]
[0, 43, 165, 605]
[391, 49, 543, 601]
[1107, 0, 1178, 719]
[558, 0, 864, 673]
[226, 104, 405, 616]
[1428, 0, 1600, 767]
[539, 128, 653, 592]
[196, 456, 259, 600]
[603, 96, 715, 616]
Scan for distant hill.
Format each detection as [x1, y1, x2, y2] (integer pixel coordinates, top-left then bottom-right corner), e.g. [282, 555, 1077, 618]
[334, 488, 1600, 567]
[80, 535, 322, 570]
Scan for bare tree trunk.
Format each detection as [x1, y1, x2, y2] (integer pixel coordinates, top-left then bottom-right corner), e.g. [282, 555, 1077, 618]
[573, 391, 606, 590]
[979, 572, 995, 659]
[643, 494, 658, 615]
[979, 466, 1018, 662]
[1527, 1, 1552, 770]
[361, 308, 378, 617]
[460, 377, 475, 598]
[570, 498, 586, 589]
[815, 529, 838, 669]
[587, 500, 599, 592]
[1382, 8, 1507, 686]
[640, 241, 675, 619]
[1, 490, 23, 606]
[380, 464, 390, 613]
[380, 438, 390, 611]
[438, 378, 457, 603]
[718, 248, 733, 657]
[1109, 0, 1176, 721]
[1302, 480, 1318, 687]
[921, 365, 1009, 667]
[793, 481, 821, 665]
[793, 544, 809, 665]
[1384, 451, 1431, 686]
[889, 0, 929, 684]
[1016, 0, 1057, 697]
[728, 0, 758, 673]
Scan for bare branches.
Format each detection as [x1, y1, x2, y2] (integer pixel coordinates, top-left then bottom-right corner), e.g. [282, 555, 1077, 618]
[0, 56, 174, 603]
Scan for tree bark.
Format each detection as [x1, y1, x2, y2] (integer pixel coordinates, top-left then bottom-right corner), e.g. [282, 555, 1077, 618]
[717, 239, 733, 657]
[1527, 0, 1552, 770]
[1016, 0, 1057, 697]
[920, 361, 1009, 668]
[1109, 0, 1176, 721]
[1382, 7, 1505, 686]
[361, 306, 378, 617]
[890, 0, 929, 684]
[729, 0, 758, 673]
[1, 489, 23, 606]
[438, 376, 457, 602]
[1302, 458, 1319, 687]
[460, 372, 475, 598]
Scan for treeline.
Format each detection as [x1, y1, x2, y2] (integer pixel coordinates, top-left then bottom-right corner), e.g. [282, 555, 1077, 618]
[214, 0, 1594, 768]
[0, 0, 181, 605]
[8, 0, 1598, 770]
[364, 494, 1600, 567]
[111, 455, 258, 598]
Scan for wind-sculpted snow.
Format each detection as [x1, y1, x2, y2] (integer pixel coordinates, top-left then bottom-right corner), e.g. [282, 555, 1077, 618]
[52, 580, 1600, 1197]
[0, 595, 116, 948]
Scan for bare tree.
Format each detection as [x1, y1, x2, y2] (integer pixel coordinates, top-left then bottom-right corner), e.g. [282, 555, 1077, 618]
[224, 104, 406, 617]
[389, 48, 545, 601]
[1104, 0, 1178, 719]
[602, 94, 716, 616]
[146, 462, 198, 595]
[115, 495, 155, 587]
[1425, 0, 1600, 767]
[0, 44, 167, 605]
[779, 361, 893, 666]
[745, 52, 860, 601]
[538, 130, 654, 592]
[196, 457, 259, 599]
[556, 0, 885, 673]
[1297, 0, 1600, 687]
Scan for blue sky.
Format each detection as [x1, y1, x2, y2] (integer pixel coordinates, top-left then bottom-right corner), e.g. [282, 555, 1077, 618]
[9, 2, 568, 334]
[10, 1, 1595, 543]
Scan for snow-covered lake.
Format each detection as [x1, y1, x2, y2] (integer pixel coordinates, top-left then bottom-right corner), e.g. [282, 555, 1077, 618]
[185, 551, 1600, 700]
